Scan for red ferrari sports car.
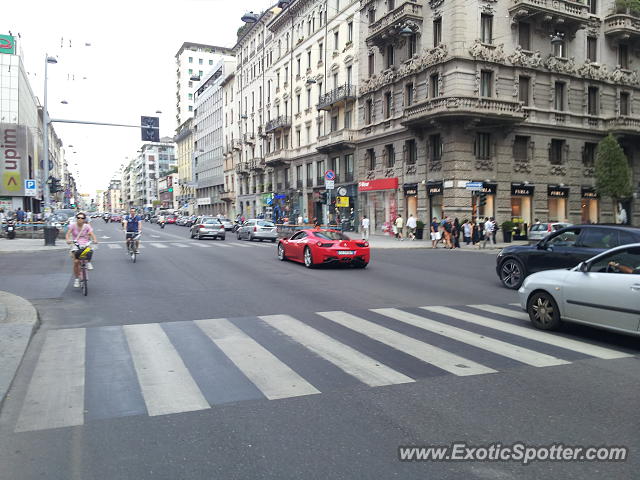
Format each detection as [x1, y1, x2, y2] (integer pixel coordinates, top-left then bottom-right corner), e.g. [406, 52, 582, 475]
[277, 229, 370, 268]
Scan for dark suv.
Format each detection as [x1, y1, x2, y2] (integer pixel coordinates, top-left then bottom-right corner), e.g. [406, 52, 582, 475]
[496, 224, 640, 289]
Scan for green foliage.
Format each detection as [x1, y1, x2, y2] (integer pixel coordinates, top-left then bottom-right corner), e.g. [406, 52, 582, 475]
[416, 220, 425, 230]
[501, 220, 516, 231]
[615, 0, 640, 14]
[595, 134, 633, 201]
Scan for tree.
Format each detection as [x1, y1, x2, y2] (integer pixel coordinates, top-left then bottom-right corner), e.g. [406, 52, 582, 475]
[595, 134, 633, 220]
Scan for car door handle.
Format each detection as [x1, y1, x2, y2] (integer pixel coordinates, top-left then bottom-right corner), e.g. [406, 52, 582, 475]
[631, 284, 640, 292]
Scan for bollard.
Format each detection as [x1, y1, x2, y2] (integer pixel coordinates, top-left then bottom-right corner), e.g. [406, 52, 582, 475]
[43, 226, 58, 246]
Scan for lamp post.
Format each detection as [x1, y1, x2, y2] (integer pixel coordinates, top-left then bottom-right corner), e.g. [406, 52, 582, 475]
[43, 54, 58, 220]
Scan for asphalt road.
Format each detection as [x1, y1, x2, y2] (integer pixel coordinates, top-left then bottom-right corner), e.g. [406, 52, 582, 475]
[0, 221, 638, 480]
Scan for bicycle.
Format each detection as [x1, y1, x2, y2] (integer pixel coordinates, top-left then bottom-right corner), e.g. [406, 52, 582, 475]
[71, 241, 93, 296]
[126, 231, 141, 263]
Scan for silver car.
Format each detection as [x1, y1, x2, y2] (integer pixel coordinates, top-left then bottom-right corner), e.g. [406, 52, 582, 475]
[519, 243, 640, 337]
[528, 222, 571, 242]
[219, 218, 234, 231]
[190, 216, 226, 240]
[237, 219, 277, 242]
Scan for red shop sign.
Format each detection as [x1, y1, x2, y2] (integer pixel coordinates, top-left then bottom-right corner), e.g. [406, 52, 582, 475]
[357, 178, 399, 192]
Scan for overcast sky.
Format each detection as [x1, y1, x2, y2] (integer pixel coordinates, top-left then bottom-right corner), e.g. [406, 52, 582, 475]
[3, 0, 270, 196]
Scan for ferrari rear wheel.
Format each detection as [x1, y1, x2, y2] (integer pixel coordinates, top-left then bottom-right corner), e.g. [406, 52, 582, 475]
[304, 247, 314, 268]
[278, 243, 286, 261]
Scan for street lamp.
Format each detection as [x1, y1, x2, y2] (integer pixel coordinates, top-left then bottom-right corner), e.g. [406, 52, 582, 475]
[241, 12, 259, 23]
[399, 26, 414, 37]
[43, 55, 58, 221]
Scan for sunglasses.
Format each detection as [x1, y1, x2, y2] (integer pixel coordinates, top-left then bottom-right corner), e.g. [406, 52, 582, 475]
[77, 216, 86, 219]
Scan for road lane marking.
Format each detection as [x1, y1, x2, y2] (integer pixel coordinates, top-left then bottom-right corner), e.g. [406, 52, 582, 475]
[316, 311, 496, 376]
[149, 243, 168, 249]
[123, 323, 209, 416]
[423, 306, 631, 360]
[189, 243, 211, 248]
[260, 314, 414, 387]
[373, 308, 569, 367]
[195, 318, 320, 400]
[15, 328, 86, 432]
[470, 305, 528, 320]
[170, 243, 189, 248]
[108, 244, 122, 249]
[231, 242, 253, 248]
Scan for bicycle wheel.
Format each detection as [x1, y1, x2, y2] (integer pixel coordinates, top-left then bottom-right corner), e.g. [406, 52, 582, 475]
[81, 263, 88, 296]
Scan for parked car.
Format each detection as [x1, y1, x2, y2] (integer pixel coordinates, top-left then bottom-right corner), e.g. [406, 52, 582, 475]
[110, 214, 122, 223]
[528, 222, 572, 242]
[166, 215, 177, 224]
[278, 229, 369, 268]
[189, 217, 225, 240]
[176, 216, 187, 226]
[51, 209, 77, 225]
[496, 224, 640, 289]
[519, 243, 640, 337]
[185, 215, 197, 228]
[237, 219, 277, 242]
[219, 218, 234, 231]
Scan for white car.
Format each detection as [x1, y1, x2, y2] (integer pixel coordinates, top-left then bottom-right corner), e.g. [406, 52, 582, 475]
[528, 222, 572, 242]
[519, 243, 640, 337]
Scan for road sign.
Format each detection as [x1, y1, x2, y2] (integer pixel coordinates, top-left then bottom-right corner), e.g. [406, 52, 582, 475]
[324, 170, 336, 181]
[325, 180, 335, 190]
[24, 179, 36, 196]
[465, 181, 484, 191]
[336, 196, 349, 207]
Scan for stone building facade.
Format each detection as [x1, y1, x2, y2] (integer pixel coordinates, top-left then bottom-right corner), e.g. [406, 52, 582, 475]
[356, 0, 640, 233]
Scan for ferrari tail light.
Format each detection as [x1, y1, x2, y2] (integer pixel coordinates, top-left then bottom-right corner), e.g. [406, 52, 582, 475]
[356, 242, 369, 247]
[317, 241, 333, 247]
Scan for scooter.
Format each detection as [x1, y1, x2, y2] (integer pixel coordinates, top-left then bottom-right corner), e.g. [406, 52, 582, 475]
[5, 220, 16, 239]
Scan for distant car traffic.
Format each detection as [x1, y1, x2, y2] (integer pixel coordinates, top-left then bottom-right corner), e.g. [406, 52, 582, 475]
[528, 222, 572, 242]
[219, 218, 234, 231]
[110, 214, 122, 223]
[519, 243, 640, 337]
[237, 219, 277, 242]
[189, 216, 225, 240]
[496, 224, 640, 289]
[166, 215, 177, 224]
[277, 229, 369, 268]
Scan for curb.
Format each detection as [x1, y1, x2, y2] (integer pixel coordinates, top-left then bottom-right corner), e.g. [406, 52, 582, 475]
[0, 291, 40, 409]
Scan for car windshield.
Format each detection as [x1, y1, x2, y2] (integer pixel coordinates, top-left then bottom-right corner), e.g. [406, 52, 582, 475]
[314, 231, 351, 241]
[258, 221, 275, 227]
[203, 218, 220, 224]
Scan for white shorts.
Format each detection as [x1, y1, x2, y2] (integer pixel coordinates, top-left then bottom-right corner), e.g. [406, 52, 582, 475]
[431, 232, 441, 241]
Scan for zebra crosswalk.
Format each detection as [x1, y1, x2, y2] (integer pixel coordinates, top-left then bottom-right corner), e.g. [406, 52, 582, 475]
[12, 304, 635, 433]
[101, 241, 274, 250]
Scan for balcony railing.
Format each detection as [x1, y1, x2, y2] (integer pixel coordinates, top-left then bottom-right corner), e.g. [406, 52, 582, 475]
[235, 162, 250, 175]
[508, 0, 590, 29]
[265, 148, 292, 165]
[249, 158, 265, 170]
[316, 129, 358, 153]
[402, 96, 526, 126]
[317, 84, 357, 111]
[603, 13, 640, 40]
[367, 1, 423, 46]
[605, 116, 640, 135]
[306, 178, 313, 187]
[265, 115, 292, 133]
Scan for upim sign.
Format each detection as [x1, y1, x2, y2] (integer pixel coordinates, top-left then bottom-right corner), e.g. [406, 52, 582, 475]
[1, 124, 27, 196]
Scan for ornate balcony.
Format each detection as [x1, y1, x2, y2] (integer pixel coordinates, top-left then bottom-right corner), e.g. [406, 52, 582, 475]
[402, 96, 526, 127]
[605, 116, 640, 136]
[366, 0, 423, 48]
[604, 13, 640, 41]
[265, 149, 292, 166]
[220, 190, 235, 201]
[265, 115, 292, 134]
[317, 84, 357, 111]
[508, 0, 590, 34]
[231, 138, 242, 151]
[235, 162, 250, 175]
[316, 129, 358, 153]
[249, 157, 266, 171]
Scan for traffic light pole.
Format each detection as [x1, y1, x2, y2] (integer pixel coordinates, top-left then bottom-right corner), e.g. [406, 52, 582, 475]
[49, 118, 159, 130]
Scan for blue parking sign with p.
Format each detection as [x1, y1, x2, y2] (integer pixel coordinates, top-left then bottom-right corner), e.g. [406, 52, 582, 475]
[25, 180, 36, 189]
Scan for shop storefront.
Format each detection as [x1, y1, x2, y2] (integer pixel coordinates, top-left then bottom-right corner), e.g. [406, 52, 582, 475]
[477, 183, 496, 219]
[358, 178, 399, 234]
[427, 181, 443, 220]
[581, 187, 599, 224]
[548, 186, 569, 222]
[403, 183, 418, 218]
[511, 183, 534, 234]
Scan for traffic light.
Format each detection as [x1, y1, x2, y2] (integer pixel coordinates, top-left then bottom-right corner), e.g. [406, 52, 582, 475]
[478, 193, 487, 207]
[141, 116, 160, 142]
[49, 178, 59, 194]
[168, 187, 173, 193]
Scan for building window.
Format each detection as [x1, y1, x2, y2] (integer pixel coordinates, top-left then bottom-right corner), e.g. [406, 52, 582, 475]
[347, 65, 353, 85]
[430, 73, 440, 97]
[296, 58, 301, 75]
[583, 142, 597, 167]
[430, 134, 442, 161]
[405, 139, 417, 165]
[296, 130, 301, 147]
[552, 33, 566, 58]
[589, 0, 597, 14]
[619, 44, 629, 69]
[386, 44, 394, 68]
[405, 83, 414, 106]
[365, 99, 373, 124]
[475, 133, 491, 160]
[481, 14, 493, 44]
[345, 109, 352, 129]
[519, 76, 530, 106]
[307, 88, 312, 109]
[307, 50, 312, 69]
[554, 82, 565, 111]
[384, 91, 392, 118]
[188, 93, 193, 100]
[480, 70, 493, 97]
[319, 42, 323, 61]
[620, 92, 630, 116]
[518, 22, 530, 50]
[388, 0, 395, 10]
[188, 68, 193, 75]
[345, 153, 354, 181]
[334, 30, 339, 51]
[408, 34, 417, 57]
[199, 58, 203, 65]
[368, 9, 375, 24]
[549, 139, 565, 165]
[209, 59, 213, 65]
[588, 86, 599, 115]
[188, 105, 193, 112]
[367, 148, 376, 170]
[587, 37, 597, 62]
[513, 136, 529, 162]
[296, 94, 301, 113]
[188, 57, 193, 63]
[385, 144, 395, 167]
[368, 53, 375, 77]
[331, 114, 339, 132]
[348, 21, 353, 42]
[433, 17, 442, 47]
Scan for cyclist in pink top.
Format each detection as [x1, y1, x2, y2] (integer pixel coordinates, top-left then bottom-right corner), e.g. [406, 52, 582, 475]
[65, 212, 98, 288]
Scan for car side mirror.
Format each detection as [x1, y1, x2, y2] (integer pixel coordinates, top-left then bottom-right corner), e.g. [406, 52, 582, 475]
[579, 261, 589, 273]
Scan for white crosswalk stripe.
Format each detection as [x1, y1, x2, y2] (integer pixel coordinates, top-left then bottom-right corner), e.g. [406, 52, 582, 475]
[232, 242, 253, 248]
[149, 243, 168, 249]
[107, 244, 122, 249]
[189, 243, 211, 248]
[195, 318, 321, 400]
[170, 243, 189, 248]
[422, 306, 631, 360]
[14, 304, 635, 433]
[316, 311, 497, 376]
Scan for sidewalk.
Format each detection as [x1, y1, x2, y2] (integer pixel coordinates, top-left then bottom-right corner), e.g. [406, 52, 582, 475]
[0, 238, 67, 253]
[0, 291, 39, 408]
[365, 234, 529, 250]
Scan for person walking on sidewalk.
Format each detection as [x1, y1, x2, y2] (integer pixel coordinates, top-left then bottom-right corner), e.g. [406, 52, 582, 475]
[453, 218, 461, 248]
[463, 220, 472, 245]
[482, 217, 496, 249]
[361, 215, 370, 240]
[394, 214, 404, 241]
[406, 214, 417, 240]
[442, 217, 453, 248]
[430, 217, 441, 248]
